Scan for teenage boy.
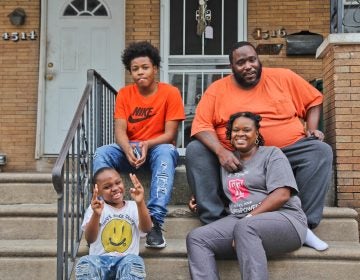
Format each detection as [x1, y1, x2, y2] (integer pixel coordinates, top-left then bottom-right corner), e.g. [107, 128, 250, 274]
[93, 41, 185, 248]
[75, 167, 152, 279]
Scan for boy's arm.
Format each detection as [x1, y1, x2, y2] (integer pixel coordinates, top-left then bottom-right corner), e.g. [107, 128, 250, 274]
[115, 119, 139, 165]
[84, 212, 101, 244]
[144, 120, 180, 148]
[134, 120, 180, 170]
[136, 199, 153, 233]
[84, 185, 104, 244]
[129, 173, 152, 233]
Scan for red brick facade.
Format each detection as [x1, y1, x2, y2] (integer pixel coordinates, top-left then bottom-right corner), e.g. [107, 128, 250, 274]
[320, 41, 360, 216]
[0, 1, 40, 171]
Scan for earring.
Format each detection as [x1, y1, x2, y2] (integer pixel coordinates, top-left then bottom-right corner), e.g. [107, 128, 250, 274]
[255, 137, 259, 146]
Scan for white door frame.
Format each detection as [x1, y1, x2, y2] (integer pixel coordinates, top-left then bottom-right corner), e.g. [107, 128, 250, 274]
[35, 0, 125, 158]
[35, 0, 49, 159]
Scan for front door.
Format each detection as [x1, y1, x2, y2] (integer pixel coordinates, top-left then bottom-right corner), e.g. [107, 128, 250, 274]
[43, 0, 124, 154]
[160, 0, 247, 155]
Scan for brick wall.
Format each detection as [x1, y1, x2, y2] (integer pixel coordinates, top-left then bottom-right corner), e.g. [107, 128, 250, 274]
[0, 1, 40, 171]
[248, 0, 329, 81]
[124, 0, 160, 84]
[322, 44, 360, 216]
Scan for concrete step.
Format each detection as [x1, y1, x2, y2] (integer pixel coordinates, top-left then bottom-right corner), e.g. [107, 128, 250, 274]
[0, 204, 358, 241]
[164, 206, 360, 242]
[0, 182, 57, 205]
[0, 204, 57, 240]
[0, 167, 335, 206]
[0, 239, 57, 280]
[144, 241, 360, 279]
[76, 239, 360, 280]
[1, 206, 359, 280]
[3, 239, 358, 280]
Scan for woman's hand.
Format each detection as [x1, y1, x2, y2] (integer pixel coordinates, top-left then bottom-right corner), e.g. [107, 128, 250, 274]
[188, 194, 197, 212]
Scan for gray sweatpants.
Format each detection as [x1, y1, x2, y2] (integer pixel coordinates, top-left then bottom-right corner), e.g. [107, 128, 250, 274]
[185, 137, 333, 228]
[186, 213, 306, 280]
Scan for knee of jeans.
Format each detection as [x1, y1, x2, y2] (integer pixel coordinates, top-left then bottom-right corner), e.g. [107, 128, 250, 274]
[155, 144, 179, 159]
[121, 255, 146, 279]
[94, 145, 111, 158]
[75, 256, 97, 278]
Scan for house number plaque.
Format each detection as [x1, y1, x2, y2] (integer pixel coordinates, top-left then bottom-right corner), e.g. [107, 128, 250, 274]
[2, 30, 37, 42]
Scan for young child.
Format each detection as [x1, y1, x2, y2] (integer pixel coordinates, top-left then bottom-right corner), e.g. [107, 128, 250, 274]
[93, 41, 185, 248]
[75, 167, 152, 280]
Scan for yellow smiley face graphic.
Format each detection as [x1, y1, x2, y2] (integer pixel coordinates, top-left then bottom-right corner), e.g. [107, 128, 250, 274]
[101, 219, 133, 253]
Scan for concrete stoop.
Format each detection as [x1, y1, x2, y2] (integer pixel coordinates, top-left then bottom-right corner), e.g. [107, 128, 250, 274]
[0, 172, 360, 280]
[143, 241, 360, 280]
[141, 206, 360, 279]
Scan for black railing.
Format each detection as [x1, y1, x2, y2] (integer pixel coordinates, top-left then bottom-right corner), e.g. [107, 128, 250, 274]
[52, 69, 117, 280]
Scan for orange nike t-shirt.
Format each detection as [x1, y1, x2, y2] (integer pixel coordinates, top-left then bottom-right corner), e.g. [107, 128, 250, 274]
[191, 68, 323, 149]
[114, 82, 185, 141]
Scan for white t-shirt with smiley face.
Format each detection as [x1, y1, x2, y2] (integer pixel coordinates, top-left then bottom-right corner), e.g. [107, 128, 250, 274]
[82, 200, 145, 256]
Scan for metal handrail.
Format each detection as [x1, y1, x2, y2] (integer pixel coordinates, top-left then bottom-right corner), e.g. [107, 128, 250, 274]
[52, 69, 117, 280]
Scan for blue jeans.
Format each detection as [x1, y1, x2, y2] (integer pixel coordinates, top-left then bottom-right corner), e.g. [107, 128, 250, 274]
[93, 143, 179, 225]
[75, 254, 146, 279]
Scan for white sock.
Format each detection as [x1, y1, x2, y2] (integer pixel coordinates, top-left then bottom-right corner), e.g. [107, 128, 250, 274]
[304, 228, 329, 251]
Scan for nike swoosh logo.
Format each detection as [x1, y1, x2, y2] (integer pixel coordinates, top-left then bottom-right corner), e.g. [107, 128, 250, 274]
[128, 114, 155, 123]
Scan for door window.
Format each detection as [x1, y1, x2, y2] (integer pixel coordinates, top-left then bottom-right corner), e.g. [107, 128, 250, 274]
[161, 0, 247, 155]
[63, 0, 109, 16]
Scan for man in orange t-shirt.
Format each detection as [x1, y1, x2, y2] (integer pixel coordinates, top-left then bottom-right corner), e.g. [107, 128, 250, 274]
[186, 41, 332, 230]
[93, 41, 185, 249]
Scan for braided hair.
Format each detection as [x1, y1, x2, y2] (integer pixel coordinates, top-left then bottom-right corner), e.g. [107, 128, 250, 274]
[225, 112, 265, 146]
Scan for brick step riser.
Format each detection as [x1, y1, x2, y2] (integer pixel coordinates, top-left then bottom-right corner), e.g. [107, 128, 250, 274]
[1, 215, 358, 242]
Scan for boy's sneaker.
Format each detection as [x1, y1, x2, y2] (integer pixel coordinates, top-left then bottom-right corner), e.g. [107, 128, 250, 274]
[145, 219, 166, 248]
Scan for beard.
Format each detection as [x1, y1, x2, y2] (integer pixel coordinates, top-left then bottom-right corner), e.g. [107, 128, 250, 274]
[233, 63, 262, 89]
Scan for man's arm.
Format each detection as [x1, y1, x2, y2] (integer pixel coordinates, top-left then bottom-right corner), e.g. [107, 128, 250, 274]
[194, 131, 241, 172]
[305, 104, 324, 140]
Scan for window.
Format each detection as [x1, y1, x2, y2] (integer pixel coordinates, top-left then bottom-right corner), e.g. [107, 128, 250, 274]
[63, 0, 109, 17]
[161, 0, 247, 155]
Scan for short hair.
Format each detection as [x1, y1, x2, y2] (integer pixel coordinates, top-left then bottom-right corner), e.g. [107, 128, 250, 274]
[228, 41, 256, 64]
[121, 41, 161, 72]
[225, 111, 265, 146]
[93, 167, 118, 185]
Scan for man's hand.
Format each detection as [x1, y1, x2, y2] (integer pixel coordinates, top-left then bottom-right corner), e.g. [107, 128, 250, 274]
[91, 184, 104, 216]
[306, 129, 324, 141]
[217, 148, 242, 173]
[129, 173, 145, 204]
